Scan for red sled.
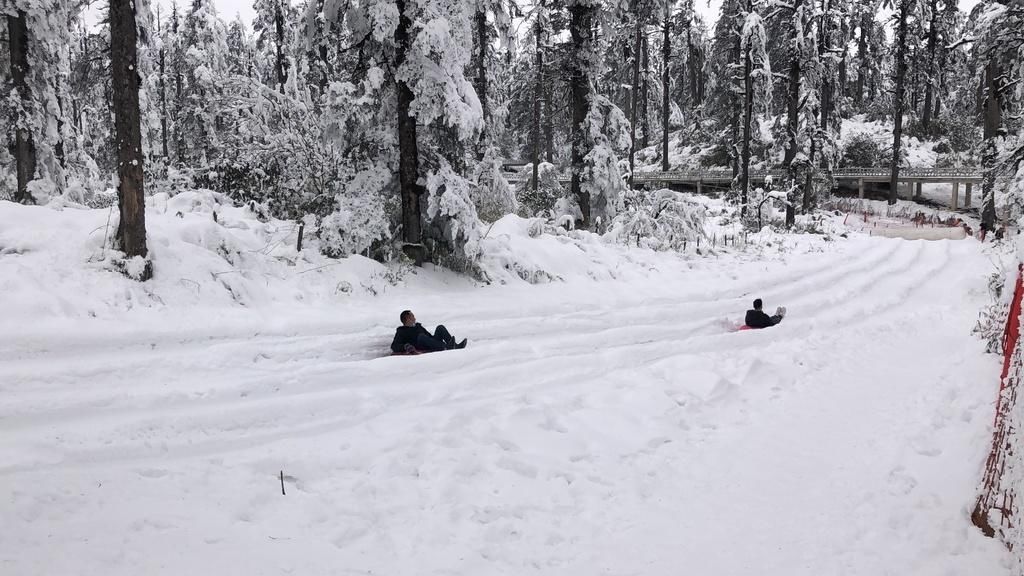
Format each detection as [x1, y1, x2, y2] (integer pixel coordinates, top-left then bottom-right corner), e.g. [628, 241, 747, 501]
[737, 325, 753, 331]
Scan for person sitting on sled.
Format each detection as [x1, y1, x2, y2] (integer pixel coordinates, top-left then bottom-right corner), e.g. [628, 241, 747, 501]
[745, 298, 786, 329]
[391, 310, 467, 354]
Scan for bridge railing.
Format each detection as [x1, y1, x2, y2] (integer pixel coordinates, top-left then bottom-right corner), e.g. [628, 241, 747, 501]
[505, 167, 983, 183]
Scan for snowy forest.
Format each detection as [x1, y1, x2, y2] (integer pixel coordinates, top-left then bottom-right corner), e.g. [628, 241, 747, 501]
[11, 0, 1024, 571]
[3, 0, 1024, 275]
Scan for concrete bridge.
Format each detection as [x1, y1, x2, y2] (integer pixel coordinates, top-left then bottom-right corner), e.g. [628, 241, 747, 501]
[505, 166, 983, 210]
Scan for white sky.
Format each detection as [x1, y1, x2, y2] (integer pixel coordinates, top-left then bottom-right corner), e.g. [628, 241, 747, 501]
[85, 0, 980, 39]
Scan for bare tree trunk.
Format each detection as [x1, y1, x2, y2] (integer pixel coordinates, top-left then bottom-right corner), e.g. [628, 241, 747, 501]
[629, 17, 642, 184]
[911, 46, 920, 113]
[569, 3, 594, 228]
[920, 0, 938, 133]
[56, 83, 66, 169]
[111, 0, 151, 276]
[641, 34, 650, 149]
[661, 7, 670, 172]
[543, 73, 554, 164]
[8, 12, 37, 204]
[888, 0, 911, 205]
[395, 0, 422, 254]
[804, 133, 816, 212]
[741, 22, 753, 217]
[474, 8, 488, 160]
[531, 12, 543, 195]
[784, 0, 803, 227]
[981, 58, 1001, 230]
[783, 0, 802, 167]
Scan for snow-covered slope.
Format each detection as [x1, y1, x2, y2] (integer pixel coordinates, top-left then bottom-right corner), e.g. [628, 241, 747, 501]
[0, 197, 1012, 575]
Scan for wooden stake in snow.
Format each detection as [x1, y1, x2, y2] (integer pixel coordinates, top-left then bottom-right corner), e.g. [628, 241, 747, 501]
[280, 470, 286, 495]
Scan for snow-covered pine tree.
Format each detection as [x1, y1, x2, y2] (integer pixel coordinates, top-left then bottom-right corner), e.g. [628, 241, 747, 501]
[6, 8, 37, 203]
[887, 0, 919, 204]
[971, 1, 1024, 229]
[252, 0, 294, 92]
[738, 0, 772, 217]
[226, 14, 256, 78]
[180, 0, 229, 169]
[2, 0, 75, 203]
[568, 0, 630, 231]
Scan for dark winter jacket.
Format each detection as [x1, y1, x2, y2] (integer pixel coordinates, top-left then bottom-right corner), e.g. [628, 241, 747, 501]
[391, 323, 431, 353]
[745, 309, 782, 329]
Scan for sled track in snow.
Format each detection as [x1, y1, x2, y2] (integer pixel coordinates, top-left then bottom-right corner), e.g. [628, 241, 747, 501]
[0, 236, 1012, 576]
[0, 239, 946, 472]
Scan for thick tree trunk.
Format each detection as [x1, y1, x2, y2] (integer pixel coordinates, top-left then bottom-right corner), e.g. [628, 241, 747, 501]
[661, 10, 670, 172]
[920, 0, 938, 132]
[629, 18, 642, 184]
[783, 0, 802, 167]
[543, 72, 554, 163]
[569, 3, 594, 228]
[783, 57, 800, 169]
[981, 58, 1001, 230]
[803, 101, 818, 213]
[474, 9, 488, 159]
[888, 0, 910, 205]
[274, 3, 287, 92]
[640, 35, 650, 150]
[8, 12, 37, 204]
[395, 0, 422, 252]
[784, 0, 802, 226]
[111, 0, 151, 276]
[56, 85, 66, 169]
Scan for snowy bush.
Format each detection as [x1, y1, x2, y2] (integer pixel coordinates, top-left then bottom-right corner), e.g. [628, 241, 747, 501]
[841, 134, 882, 168]
[580, 94, 629, 229]
[614, 189, 707, 251]
[425, 162, 483, 260]
[318, 194, 390, 258]
[552, 197, 583, 228]
[471, 147, 517, 222]
[516, 162, 565, 218]
[700, 143, 732, 168]
[938, 113, 980, 154]
[974, 267, 1014, 354]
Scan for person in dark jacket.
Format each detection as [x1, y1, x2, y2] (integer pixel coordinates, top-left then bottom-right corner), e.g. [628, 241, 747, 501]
[391, 310, 467, 353]
[745, 298, 786, 329]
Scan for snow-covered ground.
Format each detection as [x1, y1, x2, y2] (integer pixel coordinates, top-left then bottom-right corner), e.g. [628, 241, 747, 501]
[0, 200, 1014, 575]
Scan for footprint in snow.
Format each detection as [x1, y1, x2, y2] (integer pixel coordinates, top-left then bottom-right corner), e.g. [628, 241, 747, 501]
[887, 466, 918, 495]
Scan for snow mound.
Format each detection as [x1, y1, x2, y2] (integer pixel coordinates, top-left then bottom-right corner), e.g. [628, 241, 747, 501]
[0, 192, 400, 327]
